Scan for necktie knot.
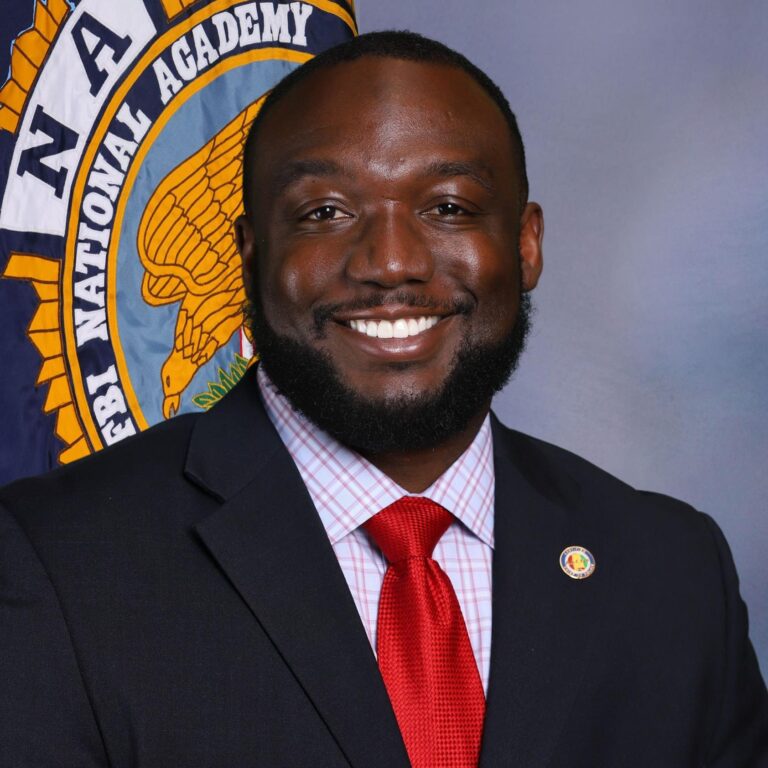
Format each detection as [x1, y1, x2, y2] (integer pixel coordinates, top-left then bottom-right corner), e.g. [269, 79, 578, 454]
[364, 496, 453, 564]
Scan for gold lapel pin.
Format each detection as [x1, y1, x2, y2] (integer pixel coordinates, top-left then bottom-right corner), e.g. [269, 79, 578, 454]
[560, 546, 596, 579]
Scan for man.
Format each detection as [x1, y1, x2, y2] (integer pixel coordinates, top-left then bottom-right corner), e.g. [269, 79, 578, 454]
[1, 31, 766, 767]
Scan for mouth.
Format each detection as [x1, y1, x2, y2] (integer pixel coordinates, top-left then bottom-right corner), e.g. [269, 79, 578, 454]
[327, 306, 460, 365]
[345, 315, 441, 339]
[317, 292, 472, 364]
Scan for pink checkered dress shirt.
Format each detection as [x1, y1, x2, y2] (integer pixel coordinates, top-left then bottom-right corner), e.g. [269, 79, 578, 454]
[257, 366, 495, 693]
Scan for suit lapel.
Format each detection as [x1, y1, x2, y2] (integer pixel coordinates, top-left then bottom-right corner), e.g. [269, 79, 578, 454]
[186, 370, 409, 768]
[480, 419, 610, 766]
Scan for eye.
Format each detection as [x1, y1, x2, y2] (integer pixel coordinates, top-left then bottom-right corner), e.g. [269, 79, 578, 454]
[427, 202, 470, 217]
[303, 205, 351, 221]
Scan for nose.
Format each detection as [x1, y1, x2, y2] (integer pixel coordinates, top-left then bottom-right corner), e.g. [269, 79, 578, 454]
[345, 204, 434, 288]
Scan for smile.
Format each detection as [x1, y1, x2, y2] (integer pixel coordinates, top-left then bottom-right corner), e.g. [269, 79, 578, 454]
[346, 316, 440, 339]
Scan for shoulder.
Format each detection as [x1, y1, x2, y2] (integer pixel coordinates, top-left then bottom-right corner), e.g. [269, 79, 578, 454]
[0, 369, 280, 548]
[0, 412, 202, 540]
[492, 418, 768, 758]
[491, 415, 700, 512]
[490, 415, 718, 556]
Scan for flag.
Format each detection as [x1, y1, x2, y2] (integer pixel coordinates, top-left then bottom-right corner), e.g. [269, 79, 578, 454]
[0, 0, 357, 484]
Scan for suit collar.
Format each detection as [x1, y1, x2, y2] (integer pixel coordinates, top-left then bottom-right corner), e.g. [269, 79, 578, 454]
[184, 365, 276, 502]
[185, 369, 410, 768]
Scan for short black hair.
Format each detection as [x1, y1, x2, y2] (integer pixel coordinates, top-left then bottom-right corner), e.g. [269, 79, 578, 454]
[242, 30, 529, 219]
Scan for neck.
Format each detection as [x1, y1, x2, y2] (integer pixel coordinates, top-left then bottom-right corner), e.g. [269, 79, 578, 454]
[359, 405, 490, 493]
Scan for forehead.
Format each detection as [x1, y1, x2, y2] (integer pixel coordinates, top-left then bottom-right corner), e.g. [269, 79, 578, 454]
[251, 56, 517, 190]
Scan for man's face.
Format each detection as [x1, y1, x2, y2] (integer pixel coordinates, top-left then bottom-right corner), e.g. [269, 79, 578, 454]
[237, 56, 542, 452]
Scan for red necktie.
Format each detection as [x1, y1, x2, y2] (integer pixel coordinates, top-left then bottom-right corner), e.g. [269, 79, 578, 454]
[365, 497, 486, 767]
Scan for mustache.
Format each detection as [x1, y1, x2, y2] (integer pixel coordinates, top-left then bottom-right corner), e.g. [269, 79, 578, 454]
[312, 291, 474, 332]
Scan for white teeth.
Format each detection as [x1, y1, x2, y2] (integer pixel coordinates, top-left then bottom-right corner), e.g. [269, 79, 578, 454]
[393, 319, 409, 338]
[378, 320, 394, 338]
[347, 315, 441, 339]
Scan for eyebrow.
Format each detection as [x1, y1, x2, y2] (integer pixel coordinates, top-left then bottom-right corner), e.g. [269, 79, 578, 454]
[272, 159, 345, 196]
[423, 160, 496, 193]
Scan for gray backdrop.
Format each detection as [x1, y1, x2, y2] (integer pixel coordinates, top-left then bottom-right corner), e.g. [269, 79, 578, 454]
[357, 0, 767, 675]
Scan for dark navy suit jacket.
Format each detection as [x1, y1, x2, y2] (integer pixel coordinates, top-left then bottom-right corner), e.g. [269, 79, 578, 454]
[1, 368, 767, 766]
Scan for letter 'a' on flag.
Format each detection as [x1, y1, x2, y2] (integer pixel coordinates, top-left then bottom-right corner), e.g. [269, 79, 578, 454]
[0, 0, 357, 485]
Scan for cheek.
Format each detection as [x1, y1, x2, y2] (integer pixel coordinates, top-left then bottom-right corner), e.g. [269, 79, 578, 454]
[276, 262, 310, 306]
[452, 238, 521, 328]
[258, 245, 339, 330]
[445, 224, 519, 284]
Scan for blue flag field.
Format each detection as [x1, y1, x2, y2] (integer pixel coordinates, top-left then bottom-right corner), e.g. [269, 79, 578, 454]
[0, 0, 356, 485]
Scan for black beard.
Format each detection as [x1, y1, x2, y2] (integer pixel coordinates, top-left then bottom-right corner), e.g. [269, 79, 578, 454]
[245, 291, 532, 455]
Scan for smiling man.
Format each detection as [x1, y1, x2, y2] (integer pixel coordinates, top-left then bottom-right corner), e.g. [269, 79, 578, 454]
[1, 31, 767, 768]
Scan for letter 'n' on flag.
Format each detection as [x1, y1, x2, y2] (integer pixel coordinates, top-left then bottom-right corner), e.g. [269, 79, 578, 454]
[0, 0, 357, 484]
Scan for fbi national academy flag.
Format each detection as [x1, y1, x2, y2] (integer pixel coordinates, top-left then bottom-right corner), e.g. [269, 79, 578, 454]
[0, 0, 356, 485]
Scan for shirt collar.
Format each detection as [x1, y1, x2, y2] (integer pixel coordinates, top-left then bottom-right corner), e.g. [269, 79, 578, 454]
[257, 365, 495, 549]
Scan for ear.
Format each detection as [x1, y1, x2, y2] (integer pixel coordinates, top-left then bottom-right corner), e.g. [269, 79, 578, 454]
[519, 202, 544, 291]
[235, 214, 257, 300]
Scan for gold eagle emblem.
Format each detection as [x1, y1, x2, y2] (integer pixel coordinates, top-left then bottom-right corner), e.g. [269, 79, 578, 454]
[137, 96, 264, 418]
